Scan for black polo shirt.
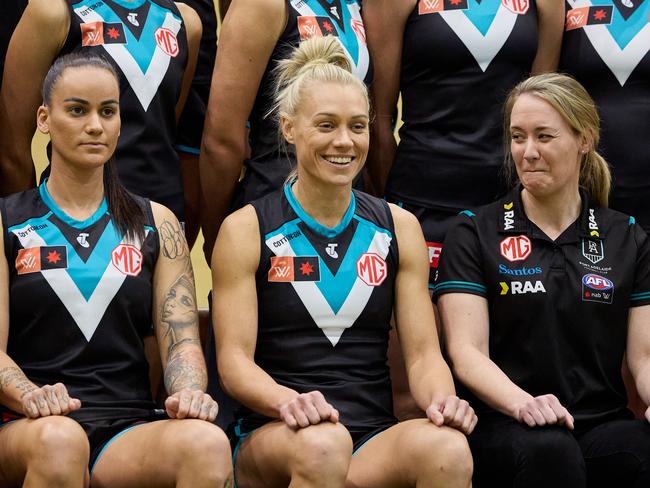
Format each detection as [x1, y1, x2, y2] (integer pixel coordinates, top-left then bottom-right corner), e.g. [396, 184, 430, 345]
[433, 187, 650, 429]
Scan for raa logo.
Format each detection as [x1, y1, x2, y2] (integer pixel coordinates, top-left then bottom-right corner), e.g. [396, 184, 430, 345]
[499, 280, 546, 295]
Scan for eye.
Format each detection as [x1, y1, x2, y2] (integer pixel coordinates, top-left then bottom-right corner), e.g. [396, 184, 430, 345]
[180, 296, 193, 307]
[317, 121, 335, 130]
[538, 133, 553, 141]
[351, 122, 368, 132]
[511, 132, 525, 142]
[101, 106, 116, 117]
[68, 106, 85, 116]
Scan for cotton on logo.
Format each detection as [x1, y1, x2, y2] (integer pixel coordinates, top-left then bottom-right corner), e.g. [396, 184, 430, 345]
[111, 244, 143, 276]
[419, 0, 443, 14]
[566, 7, 588, 30]
[501, 0, 529, 14]
[154, 28, 179, 57]
[500, 235, 531, 262]
[356, 253, 387, 286]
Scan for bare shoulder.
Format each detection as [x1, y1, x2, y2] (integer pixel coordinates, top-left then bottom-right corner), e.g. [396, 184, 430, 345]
[23, 0, 70, 42]
[388, 202, 423, 238]
[174, 2, 202, 38]
[212, 205, 260, 271]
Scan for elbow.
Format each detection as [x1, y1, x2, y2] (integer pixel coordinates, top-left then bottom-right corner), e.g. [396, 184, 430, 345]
[200, 131, 246, 175]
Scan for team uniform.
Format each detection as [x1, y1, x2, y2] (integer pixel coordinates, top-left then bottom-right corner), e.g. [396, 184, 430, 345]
[0, 183, 165, 470]
[60, 0, 189, 220]
[175, 0, 217, 156]
[560, 0, 650, 232]
[433, 187, 650, 487]
[388, 0, 539, 285]
[232, 0, 371, 209]
[232, 185, 397, 455]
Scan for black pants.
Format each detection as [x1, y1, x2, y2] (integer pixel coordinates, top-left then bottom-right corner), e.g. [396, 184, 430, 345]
[470, 412, 650, 488]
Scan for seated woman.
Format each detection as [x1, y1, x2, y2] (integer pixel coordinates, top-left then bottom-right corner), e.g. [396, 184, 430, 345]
[212, 36, 476, 488]
[0, 53, 231, 488]
[435, 73, 650, 488]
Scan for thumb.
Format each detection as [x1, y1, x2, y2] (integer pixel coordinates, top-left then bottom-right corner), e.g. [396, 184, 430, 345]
[69, 398, 82, 411]
[426, 403, 444, 426]
[165, 395, 180, 418]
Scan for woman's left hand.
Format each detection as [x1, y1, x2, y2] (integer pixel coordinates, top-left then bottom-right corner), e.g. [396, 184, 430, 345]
[165, 389, 219, 421]
[426, 395, 478, 435]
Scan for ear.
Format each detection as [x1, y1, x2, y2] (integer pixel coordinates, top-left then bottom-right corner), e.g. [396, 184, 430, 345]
[580, 131, 594, 155]
[36, 105, 50, 135]
[280, 115, 294, 144]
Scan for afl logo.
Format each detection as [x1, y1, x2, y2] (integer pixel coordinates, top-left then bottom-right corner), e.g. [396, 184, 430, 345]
[582, 274, 613, 291]
[501, 0, 529, 14]
[356, 253, 387, 286]
[154, 28, 179, 57]
[112, 244, 143, 276]
[500, 235, 531, 262]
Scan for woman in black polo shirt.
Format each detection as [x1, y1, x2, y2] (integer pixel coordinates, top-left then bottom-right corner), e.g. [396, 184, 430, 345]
[434, 73, 650, 488]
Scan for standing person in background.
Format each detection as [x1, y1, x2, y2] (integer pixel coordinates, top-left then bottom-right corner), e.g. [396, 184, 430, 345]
[560, 1, 650, 231]
[0, 53, 231, 488]
[176, 0, 218, 248]
[363, 0, 563, 419]
[0, 0, 201, 229]
[436, 73, 650, 488]
[0, 0, 28, 195]
[213, 36, 475, 488]
[199, 0, 371, 264]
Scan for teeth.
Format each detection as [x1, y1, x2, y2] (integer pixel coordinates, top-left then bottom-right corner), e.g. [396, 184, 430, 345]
[325, 156, 353, 164]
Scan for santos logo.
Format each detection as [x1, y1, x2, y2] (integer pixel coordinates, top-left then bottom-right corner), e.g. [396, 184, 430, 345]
[499, 280, 546, 295]
[498, 264, 541, 276]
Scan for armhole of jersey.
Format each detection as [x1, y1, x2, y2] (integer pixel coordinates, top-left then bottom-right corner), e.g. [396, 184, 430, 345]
[0, 197, 9, 263]
[250, 200, 266, 279]
[142, 198, 160, 265]
[382, 198, 399, 263]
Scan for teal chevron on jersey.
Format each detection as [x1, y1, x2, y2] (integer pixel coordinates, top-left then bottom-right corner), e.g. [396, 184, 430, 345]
[464, 0, 501, 36]
[303, 0, 361, 63]
[591, 0, 650, 49]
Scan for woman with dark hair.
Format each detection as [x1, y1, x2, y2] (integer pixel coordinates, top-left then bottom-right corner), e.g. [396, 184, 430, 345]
[213, 36, 475, 488]
[436, 72, 650, 487]
[0, 0, 201, 238]
[0, 53, 231, 488]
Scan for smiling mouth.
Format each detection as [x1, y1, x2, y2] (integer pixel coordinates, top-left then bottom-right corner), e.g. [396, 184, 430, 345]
[323, 156, 354, 165]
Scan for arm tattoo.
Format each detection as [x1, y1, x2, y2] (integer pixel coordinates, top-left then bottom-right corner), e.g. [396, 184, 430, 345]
[0, 366, 37, 398]
[164, 350, 207, 394]
[158, 219, 188, 260]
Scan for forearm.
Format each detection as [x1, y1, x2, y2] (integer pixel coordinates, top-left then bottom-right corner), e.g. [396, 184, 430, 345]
[451, 344, 533, 418]
[219, 352, 299, 419]
[0, 357, 38, 413]
[0, 143, 36, 195]
[407, 354, 456, 411]
[632, 359, 650, 407]
[366, 118, 397, 197]
[164, 343, 208, 394]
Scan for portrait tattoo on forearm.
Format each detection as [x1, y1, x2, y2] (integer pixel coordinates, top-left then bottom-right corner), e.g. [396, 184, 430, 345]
[0, 366, 37, 398]
[159, 219, 188, 260]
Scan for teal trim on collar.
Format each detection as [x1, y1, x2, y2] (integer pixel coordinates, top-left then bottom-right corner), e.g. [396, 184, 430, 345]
[630, 216, 636, 225]
[110, 0, 148, 9]
[284, 183, 356, 238]
[39, 180, 108, 229]
[174, 144, 201, 155]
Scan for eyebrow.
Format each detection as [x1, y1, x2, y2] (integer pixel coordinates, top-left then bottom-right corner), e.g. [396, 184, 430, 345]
[314, 112, 369, 118]
[63, 98, 119, 105]
[509, 125, 554, 131]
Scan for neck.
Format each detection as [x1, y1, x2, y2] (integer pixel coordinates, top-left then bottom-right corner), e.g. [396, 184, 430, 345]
[291, 178, 352, 229]
[46, 161, 105, 221]
[521, 187, 582, 241]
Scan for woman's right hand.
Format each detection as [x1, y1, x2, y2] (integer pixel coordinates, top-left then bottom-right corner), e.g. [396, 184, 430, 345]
[279, 391, 339, 429]
[21, 383, 81, 418]
[513, 394, 574, 429]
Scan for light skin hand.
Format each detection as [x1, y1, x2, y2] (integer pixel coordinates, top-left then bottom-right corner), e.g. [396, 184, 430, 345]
[21, 383, 81, 419]
[278, 390, 339, 429]
[165, 388, 219, 421]
[426, 395, 478, 435]
[513, 394, 574, 429]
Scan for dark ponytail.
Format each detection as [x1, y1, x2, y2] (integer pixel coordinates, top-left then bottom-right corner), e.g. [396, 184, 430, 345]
[43, 52, 145, 243]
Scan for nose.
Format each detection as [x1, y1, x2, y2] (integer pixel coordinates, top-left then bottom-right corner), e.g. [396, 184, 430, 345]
[333, 127, 354, 149]
[522, 137, 539, 161]
[85, 111, 104, 134]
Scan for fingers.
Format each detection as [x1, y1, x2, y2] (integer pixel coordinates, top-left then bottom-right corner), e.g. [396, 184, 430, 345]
[428, 396, 477, 434]
[517, 395, 573, 429]
[645, 406, 650, 425]
[21, 383, 80, 419]
[279, 391, 337, 429]
[165, 389, 219, 421]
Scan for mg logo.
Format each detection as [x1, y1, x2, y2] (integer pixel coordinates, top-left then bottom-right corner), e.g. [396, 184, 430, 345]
[356, 253, 387, 286]
[112, 244, 143, 276]
[500, 235, 531, 262]
[502, 0, 529, 14]
[154, 28, 179, 57]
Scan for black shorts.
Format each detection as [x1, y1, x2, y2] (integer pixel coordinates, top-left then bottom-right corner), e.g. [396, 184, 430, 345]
[387, 199, 462, 287]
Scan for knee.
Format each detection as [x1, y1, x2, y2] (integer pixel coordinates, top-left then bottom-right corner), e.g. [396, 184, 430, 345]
[291, 422, 352, 478]
[171, 420, 232, 482]
[28, 417, 89, 480]
[415, 425, 473, 482]
[517, 427, 582, 472]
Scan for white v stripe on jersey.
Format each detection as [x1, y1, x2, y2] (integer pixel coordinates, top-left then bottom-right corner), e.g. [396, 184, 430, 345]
[73, 8, 181, 110]
[12, 225, 145, 342]
[266, 231, 391, 347]
[439, 6, 518, 72]
[568, 0, 650, 85]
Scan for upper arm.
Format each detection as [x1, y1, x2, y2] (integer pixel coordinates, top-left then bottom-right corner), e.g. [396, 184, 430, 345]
[627, 306, 650, 377]
[211, 206, 261, 367]
[1, 0, 68, 148]
[531, 0, 564, 73]
[151, 202, 200, 367]
[391, 204, 442, 369]
[363, 0, 413, 118]
[0, 211, 8, 352]
[174, 2, 203, 120]
[202, 0, 286, 150]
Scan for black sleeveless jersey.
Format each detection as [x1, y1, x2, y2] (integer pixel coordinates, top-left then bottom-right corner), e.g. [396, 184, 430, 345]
[0, 0, 27, 86]
[242, 185, 396, 438]
[1, 183, 158, 422]
[560, 0, 650, 231]
[239, 0, 371, 206]
[61, 0, 189, 219]
[387, 0, 538, 210]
